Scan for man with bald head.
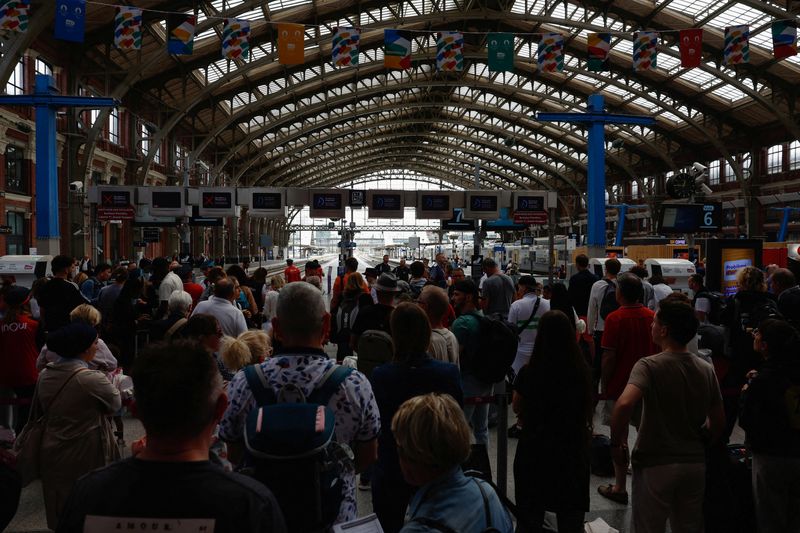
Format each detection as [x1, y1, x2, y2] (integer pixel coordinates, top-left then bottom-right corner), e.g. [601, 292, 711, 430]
[220, 282, 380, 526]
[191, 277, 247, 337]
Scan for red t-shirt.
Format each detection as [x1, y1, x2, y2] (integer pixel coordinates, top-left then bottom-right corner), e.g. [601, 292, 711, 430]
[601, 305, 659, 400]
[0, 315, 40, 387]
[284, 266, 302, 283]
[183, 282, 203, 306]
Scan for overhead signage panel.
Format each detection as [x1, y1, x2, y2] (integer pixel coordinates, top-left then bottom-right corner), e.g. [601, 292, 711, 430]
[464, 191, 502, 220]
[441, 208, 477, 231]
[248, 188, 286, 218]
[199, 188, 235, 217]
[96, 186, 136, 221]
[309, 189, 346, 219]
[143, 186, 185, 217]
[367, 190, 404, 219]
[416, 192, 452, 220]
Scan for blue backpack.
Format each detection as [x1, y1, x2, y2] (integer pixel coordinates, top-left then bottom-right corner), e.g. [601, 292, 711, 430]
[242, 364, 353, 533]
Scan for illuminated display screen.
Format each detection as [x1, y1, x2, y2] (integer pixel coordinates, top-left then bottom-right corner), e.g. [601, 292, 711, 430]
[253, 193, 282, 209]
[152, 191, 181, 209]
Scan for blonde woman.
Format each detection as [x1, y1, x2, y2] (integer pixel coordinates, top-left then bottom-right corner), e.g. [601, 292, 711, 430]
[261, 275, 285, 334]
[32, 323, 121, 529]
[221, 330, 271, 374]
[36, 304, 118, 377]
[392, 394, 513, 533]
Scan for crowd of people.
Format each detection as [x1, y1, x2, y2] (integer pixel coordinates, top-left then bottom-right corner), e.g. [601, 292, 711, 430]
[0, 250, 799, 533]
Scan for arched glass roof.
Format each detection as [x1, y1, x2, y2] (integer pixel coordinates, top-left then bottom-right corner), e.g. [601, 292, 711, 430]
[3, 0, 798, 196]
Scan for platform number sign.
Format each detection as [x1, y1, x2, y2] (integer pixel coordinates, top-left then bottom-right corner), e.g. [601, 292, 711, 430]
[699, 202, 722, 231]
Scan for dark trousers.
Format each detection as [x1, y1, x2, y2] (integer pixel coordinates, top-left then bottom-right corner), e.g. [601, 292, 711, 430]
[12, 385, 35, 434]
[372, 470, 416, 533]
[593, 331, 604, 396]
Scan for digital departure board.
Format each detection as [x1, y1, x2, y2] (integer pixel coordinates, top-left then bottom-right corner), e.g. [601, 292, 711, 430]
[199, 188, 235, 217]
[100, 190, 130, 207]
[416, 192, 453, 220]
[253, 192, 282, 210]
[515, 195, 545, 212]
[367, 190, 404, 218]
[309, 190, 346, 219]
[152, 191, 182, 209]
[464, 191, 502, 219]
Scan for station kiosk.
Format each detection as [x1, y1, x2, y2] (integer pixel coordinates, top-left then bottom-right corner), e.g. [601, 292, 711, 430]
[589, 257, 636, 278]
[644, 258, 697, 295]
[0, 255, 53, 287]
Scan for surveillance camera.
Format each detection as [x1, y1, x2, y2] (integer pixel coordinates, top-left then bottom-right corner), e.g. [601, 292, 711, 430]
[698, 183, 713, 196]
[69, 181, 83, 192]
[692, 162, 708, 174]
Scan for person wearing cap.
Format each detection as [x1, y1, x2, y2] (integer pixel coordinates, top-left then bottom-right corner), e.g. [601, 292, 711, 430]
[28, 323, 121, 529]
[0, 286, 39, 433]
[351, 273, 401, 350]
[284, 259, 302, 283]
[450, 278, 493, 446]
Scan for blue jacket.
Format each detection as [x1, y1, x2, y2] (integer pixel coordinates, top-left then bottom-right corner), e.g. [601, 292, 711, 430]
[400, 468, 513, 533]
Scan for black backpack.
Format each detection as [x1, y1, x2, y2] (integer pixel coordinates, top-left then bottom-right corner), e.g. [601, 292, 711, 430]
[737, 298, 783, 332]
[241, 364, 353, 533]
[697, 290, 727, 326]
[599, 280, 619, 320]
[334, 298, 359, 345]
[468, 313, 519, 385]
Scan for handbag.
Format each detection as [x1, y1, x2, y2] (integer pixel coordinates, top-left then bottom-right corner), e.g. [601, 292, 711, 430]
[12, 367, 85, 487]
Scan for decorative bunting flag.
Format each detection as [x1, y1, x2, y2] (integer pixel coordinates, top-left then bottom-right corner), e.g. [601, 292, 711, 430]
[167, 14, 196, 55]
[724, 25, 750, 65]
[54, 0, 86, 42]
[0, 0, 30, 32]
[488, 32, 515, 71]
[332, 27, 360, 67]
[114, 6, 142, 50]
[222, 18, 250, 59]
[537, 33, 564, 72]
[278, 23, 305, 65]
[384, 29, 411, 69]
[633, 31, 658, 71]
[436, 32, 464, 71]
[587, 33, 611, 72]
[772, 20, 797, 59]
[679, 28, 703, 68]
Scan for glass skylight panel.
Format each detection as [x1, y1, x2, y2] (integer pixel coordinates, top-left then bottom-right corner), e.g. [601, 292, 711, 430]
[268, 0, 312, 12]
[711, 84, 748, 101]
[659, 0, 713, 18]
[707, 4, 769, 30]
[658, 110, 681, 123]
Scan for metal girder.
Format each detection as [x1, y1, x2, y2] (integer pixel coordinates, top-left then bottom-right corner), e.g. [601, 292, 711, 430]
[286, 142, 552, 190]
[214, 84, 653, 188]
[289, 225, 443, 231]
[191, 60, 677, 175]
[238, 112, 586, 195]
[260, 125, 580, 187]
[0, 2, 55, 88]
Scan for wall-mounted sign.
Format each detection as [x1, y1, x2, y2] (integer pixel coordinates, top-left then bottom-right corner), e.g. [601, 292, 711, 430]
[350, 190, 366, 208]
[142, 227, 161, 242]
[441, 208, 477, 231]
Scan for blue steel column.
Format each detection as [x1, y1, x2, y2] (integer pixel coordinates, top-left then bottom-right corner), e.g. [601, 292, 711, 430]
[34, 76, 60, 244]
[610, 203, 628, 246]
[587, 94, 606, 247]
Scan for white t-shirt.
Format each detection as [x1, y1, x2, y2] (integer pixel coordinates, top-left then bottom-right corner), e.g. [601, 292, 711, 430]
[507, 293, 550, 374]
[429, 327, 459, 366]
[653, 283, 674, 309]
[694, 297, 711, 314]
[158, 271, 184, 302]
[587, 278, 614, 334]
